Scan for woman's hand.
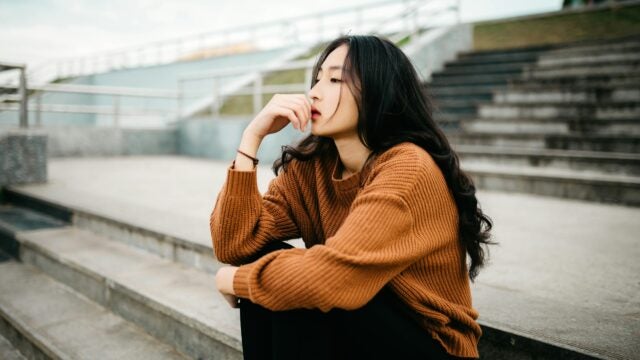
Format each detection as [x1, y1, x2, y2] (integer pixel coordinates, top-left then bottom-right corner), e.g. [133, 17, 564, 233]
[245, 94, 312, 139]
[216, 266, 240, 308]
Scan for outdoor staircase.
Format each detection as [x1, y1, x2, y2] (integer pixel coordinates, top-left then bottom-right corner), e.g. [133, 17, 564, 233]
[429, 36, 640, 206]
[0, 177, 610, 359]
[0, 190, 238, 359]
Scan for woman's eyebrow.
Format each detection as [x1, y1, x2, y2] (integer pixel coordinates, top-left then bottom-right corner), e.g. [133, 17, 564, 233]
[318, 65, 343, 73]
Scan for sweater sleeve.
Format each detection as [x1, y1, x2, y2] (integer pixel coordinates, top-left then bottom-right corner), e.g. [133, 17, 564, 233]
[232, 156, 437, 312]
[210, 163, 301, 266]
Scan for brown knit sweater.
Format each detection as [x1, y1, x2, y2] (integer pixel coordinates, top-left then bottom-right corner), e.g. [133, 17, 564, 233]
[210, 141, 481, 358]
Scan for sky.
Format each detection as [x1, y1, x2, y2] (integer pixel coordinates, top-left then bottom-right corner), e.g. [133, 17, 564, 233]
[0, 0, 562, 68]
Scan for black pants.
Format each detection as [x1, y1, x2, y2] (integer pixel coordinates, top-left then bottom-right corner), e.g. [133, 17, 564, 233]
[238, 241, 454, 360]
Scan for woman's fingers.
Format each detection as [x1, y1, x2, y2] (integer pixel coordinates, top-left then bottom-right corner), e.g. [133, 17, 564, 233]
[275, 103, 305, 131]
[278, 97, 309, 130]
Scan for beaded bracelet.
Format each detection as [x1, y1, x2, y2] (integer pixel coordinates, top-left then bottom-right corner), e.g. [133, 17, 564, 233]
[232, 149, 259, 169]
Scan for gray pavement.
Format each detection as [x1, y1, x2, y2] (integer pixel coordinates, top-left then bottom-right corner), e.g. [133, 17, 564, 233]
[8, 155, 640, 359]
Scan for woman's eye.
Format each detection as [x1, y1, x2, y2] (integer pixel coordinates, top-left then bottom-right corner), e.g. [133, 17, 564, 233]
[330, 78, 341, 83]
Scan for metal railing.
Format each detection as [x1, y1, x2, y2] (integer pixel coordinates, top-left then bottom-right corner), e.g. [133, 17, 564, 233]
[176, 0, 461, 120]
[20, 0, 459, 85]
[0, 82, 180, 128]
[0, 62, 28, 127]
[0, 0, 461, 128]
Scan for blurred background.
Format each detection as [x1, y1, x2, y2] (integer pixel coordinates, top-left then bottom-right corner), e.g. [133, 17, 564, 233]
[0, 0, 639, 359]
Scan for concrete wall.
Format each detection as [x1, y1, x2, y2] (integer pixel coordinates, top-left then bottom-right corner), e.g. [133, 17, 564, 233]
[403, 23, 474, 82]
[177, 116, 308, 165]
[43, 126, 178, 157]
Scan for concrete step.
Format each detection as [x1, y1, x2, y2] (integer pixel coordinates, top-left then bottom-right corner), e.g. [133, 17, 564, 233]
[1, 224, 243, 360]
[460, 117, 640, 136]
[431, 73, 519, 85]
[432, 99, 482, 114]
[2, 188, 226, 276]
[425, 83, 504, 99]
[431, 91, 494, 102]
[431, 72, 516, 86]
[509, 72, 640, 88]
[524, 63, 640, 79]
[477, 102, 640, 120]
[427, 84, 498, 94]
[0, 329, 26, 360]
[456, 145, 640, 176]
[0, 258, 188, 360]
[540, 39, 640, 58]
[439, 61, 530, 76]
[447, 132, 640, 152]
[494, 87, 640, 104]
[460, 161, 640, 206]
[536, 52, 640, 68]
[454, 49, 546, 65]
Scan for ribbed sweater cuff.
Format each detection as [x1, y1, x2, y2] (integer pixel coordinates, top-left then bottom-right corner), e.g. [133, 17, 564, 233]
[226, 164, 259, 196]
[233, 263, 255, 300]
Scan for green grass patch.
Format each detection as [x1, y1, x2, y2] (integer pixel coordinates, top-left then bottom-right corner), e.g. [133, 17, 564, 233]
[474, 4, 640, 50]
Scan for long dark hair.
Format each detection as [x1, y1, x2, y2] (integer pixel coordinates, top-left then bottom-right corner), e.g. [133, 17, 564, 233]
[272, 34, 495, 281]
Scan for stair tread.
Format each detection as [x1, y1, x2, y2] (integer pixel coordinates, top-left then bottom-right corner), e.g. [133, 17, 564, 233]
[0, 258, 188, 360]
[461, 161, 640, 184]
[455, 145, 640, 160]
[14, 226, 242, 351]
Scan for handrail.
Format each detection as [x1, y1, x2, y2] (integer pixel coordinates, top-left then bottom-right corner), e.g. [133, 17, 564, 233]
[1, 83, 180, 99]
[0, 82, 179, 128]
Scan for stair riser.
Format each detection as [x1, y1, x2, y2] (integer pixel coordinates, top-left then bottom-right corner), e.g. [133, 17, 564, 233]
[459, 154, 640, 176]
[494, 89, 640, 103]
[437, 68, 523, 77]
[509, 76, 640, 88]
[455, 53, 541, 65]
[450, 137, 640, 152]
[73, 212, 223, 275]
[442, 62, 532, 75]
[468, 173, 640, 206]
[434, 106, 476, 115]
[432, 73, 515, 85]
[0, 313, 55, 360]
[462, 121, 640, 135]
[478, 105, 640, 120]
[525, 64, 640, 79]
[537, 53, 640, 67]
[432, 93, 493, 101]
[18, 241, 242, 360]
[541, 42, 640, 57]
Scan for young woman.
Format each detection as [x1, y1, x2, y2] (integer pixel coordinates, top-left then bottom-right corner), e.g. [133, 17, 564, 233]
[210, 34, 494, 359]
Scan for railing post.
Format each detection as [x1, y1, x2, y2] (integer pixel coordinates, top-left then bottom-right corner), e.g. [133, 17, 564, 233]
[212, 78, 220, 118]
[113, 95, 120, 128]
[19, 66, 28, 128]
[35, 93, 42, 127]
[177, 80, 183, 121]
[253, 73, 263, 117]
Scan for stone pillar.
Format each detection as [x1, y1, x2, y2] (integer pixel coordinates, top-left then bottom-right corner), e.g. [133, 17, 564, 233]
[0, 128, 47, 186]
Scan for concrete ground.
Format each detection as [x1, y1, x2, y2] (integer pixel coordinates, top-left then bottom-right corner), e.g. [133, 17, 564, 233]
[7, 155, 640, 359]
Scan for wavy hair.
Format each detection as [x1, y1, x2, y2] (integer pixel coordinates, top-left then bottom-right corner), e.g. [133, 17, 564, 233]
[272, 34, 495, 281]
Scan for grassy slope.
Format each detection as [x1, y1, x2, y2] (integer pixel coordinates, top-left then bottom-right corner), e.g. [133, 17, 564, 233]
[474, 4, 640, 51]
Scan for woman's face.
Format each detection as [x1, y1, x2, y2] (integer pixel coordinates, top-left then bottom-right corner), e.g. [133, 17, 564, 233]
[308, 44, 359, 139]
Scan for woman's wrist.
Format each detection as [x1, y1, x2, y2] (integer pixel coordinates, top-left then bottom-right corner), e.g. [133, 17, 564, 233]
[216, 266, 239, 295]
